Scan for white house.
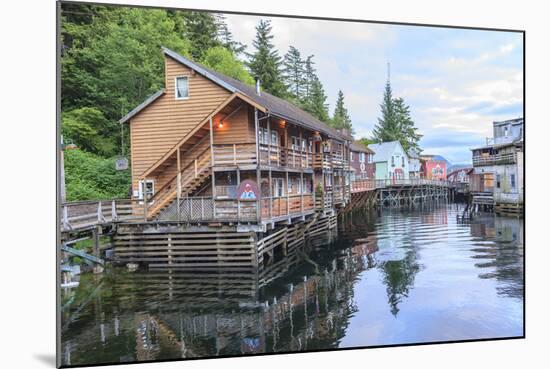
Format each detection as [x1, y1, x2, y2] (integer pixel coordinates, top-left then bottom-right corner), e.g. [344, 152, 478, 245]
[369, 141, 410, 180]
[407, 149, 421, 178]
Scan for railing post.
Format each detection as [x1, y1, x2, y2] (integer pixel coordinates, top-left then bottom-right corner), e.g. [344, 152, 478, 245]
[177, 172, 181, 221]
[143, 196, 148, 221]
[112, 200, 117, 221]
[233, 144, 237, 165]
[97, 201, 105, 223]
[201, 197, 205, 220]
[62, 205, 71, 230]
[254, 108, 261, 222]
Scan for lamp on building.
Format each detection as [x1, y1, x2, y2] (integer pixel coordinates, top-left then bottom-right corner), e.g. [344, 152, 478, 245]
[219, 121, 224, 128]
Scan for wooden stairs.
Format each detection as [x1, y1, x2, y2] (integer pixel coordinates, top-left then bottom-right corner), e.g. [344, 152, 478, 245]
[145, 147, 212, 219]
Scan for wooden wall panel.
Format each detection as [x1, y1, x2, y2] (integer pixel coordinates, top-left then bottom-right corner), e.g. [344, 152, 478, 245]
[213, 105, 255, 145]
[129, 56, 232, 191]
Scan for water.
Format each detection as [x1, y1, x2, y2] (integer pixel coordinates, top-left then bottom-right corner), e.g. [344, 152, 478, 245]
[60, 204, 524, 366]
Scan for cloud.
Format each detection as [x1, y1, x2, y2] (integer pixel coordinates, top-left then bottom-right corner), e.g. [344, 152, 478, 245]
[221, 14, 523, 164]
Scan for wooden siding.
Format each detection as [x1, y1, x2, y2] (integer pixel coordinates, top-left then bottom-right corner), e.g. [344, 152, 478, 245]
[129, 55, 232, 190]
[213, 105, 256, 145]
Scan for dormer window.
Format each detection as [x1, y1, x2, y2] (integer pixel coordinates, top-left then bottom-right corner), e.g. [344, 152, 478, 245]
[175, 76, 189, 99]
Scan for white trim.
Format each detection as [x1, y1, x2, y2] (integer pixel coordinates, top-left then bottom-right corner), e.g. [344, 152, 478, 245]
[174, 76, 189, 100]
[138, 179, 155, 200]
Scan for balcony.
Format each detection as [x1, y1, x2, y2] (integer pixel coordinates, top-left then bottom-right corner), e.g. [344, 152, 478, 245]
[472, 152, 517, 167]
[259, 144, 313, 170]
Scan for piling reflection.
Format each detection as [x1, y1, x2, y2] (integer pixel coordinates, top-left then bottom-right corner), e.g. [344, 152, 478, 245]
[61, 204, 523, 366]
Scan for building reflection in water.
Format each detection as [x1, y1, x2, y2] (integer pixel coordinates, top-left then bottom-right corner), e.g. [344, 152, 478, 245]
[60, 205, 523, 366]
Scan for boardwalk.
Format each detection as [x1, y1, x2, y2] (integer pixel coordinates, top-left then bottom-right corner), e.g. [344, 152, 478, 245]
[60, 179, 451, 233]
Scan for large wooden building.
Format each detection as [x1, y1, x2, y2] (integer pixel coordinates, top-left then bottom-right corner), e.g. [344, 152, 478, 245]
[120, 47, 353, 231]
[470, 118, 524, 214]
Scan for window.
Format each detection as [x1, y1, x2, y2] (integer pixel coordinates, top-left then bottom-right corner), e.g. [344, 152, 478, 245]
[496, 174, 501, 189]
[368, 154, 372, 163]
[291, 137, 300, 151]
[402, 157, 405, 167]
[175, 76, 189, 99]
[510, 174, 516, 189]
[288, 177, 294, 194]
[302, 178, 309, 193]
[271, 130, 278, 146]
[391, 156, 395, 167]
[325, 175, 332, 187]
[359, 152, 366, 163]
[259, 127, 267, 144]
[301, 138, 307, 152]
[273, 178, 284, 198]
[138, 180, 155, 200]
[308, 140, 313, 153]
[350, 152, 354, 162]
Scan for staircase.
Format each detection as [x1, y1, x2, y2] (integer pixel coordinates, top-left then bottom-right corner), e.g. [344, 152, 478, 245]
[145, 147, 212, 219]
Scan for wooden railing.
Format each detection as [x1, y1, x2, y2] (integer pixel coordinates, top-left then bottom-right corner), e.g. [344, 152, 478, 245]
[473, 152, 516, 167]
[261, 193, 314, 219]
[351, 178, 451, 193]
[259, 143, 282, 166]
[145, 147, 211, 217]
[214, 185, 238, 199]
[155, 197, 258, 222]
[259, 144, 313, 170]
[315, 191, 333, 210]
[212, 143, 257, 166]
[281, 148, 312, 169]
[61, 199, 146, 232]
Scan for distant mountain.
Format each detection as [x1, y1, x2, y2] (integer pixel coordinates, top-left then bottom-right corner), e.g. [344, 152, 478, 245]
[447, 163, 473, 173]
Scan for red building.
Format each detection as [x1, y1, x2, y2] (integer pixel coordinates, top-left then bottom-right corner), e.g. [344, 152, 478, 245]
[420, 155, 447, 180]
[350, 141, 375, 180]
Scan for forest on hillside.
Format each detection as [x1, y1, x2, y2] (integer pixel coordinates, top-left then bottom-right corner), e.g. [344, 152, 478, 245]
[61, 3, 421, 201]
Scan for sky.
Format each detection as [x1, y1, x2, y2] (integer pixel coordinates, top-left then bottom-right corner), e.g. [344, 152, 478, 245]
[224, 14, 523, 164]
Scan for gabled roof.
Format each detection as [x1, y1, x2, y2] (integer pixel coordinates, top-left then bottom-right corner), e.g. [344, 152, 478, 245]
[350, 140, 374, 154]
[368, 141, 403, 163]
[120, 47, 347, 141]
[119, 89, 165, 123]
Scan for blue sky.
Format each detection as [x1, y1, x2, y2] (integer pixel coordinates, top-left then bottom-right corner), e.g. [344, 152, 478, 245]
[225, 14, 523, 164]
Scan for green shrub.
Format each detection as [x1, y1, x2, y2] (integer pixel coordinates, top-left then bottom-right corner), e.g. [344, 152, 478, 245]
[64, 149, 131, 201]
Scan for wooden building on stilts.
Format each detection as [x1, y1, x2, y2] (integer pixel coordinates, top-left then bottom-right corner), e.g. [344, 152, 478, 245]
[115, 47, 353, 270]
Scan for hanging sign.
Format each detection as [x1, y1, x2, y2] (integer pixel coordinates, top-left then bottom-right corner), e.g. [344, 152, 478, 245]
[115, 157, 129, 171]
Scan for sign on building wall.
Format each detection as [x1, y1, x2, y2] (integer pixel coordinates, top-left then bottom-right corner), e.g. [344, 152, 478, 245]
[426, 161, 446, 180]
[236, 180, 259, 200]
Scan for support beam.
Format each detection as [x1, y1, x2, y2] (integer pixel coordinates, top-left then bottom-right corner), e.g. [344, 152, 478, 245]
[209, 117, 216, 217]
[254, 108, 261, 221]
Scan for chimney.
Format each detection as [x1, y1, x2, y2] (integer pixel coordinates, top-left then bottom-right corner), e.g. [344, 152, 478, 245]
[256, 79, 261, 96]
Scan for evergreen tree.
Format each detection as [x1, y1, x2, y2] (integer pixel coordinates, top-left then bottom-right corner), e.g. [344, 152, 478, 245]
[372, 79, 400, 143]
[393, 97, 422, 152]
[248, 20, 286, 97]
[283, 46, 305, 101]
[303, 76, 330, 122]
[372, 78, 422, 152]
[303, 55, 316, 101]
[182, 11, 221, 60]
[331, 90, 354, 134]
[214, 13, 246, 56]
[247, 20, 287, 97]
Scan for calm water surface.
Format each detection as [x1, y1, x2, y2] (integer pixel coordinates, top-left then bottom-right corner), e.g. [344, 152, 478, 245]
[60, 204, 524, 366]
